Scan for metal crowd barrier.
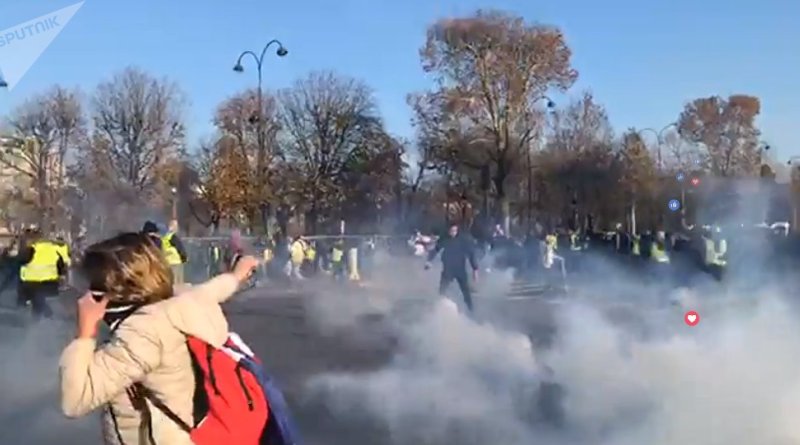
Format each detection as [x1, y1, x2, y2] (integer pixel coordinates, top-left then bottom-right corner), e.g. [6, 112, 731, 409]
[182, 234, 407, 283]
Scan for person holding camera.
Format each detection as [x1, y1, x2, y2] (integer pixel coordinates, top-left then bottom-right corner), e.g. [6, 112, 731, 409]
[59, 232, 258, 445]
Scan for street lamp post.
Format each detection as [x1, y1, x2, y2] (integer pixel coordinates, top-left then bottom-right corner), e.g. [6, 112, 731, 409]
[233, 39, 288, 236]
[637, 123, 677, 171]
[758, 141, 771, 166]
[637, 123, 678, 229]
[527, 96, 556, 232]
[170, 187, 178, 221]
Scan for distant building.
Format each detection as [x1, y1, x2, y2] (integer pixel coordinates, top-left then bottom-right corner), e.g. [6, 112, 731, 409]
[0, 136, 67, 230]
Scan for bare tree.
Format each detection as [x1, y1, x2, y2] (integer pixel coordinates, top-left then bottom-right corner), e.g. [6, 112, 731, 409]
[277, 71, 386, 232]
[338, 133, 405, 230]
[661, 129, 702, 172]
[89, 67, 185, 196]
[191, 136, 253, 231]
[416, 9, 577, 232]
[213, 89, 280, 230]
[1, 86, 85, 230]
[402, 140, 439, 226]
[542, 92, 615, 226]
[547, 92, 613, 153]
[677, 94, 761, 177]
[617, 130, 658, 233]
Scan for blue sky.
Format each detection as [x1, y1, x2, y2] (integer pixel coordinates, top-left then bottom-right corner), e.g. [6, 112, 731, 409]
[1, 0, 798, 157]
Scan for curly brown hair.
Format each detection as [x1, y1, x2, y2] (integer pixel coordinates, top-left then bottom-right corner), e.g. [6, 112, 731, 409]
[80, 232, 173, 305]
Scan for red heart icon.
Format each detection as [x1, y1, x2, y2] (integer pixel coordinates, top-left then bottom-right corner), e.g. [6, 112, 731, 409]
[691, 178, 700, 186]
[684, 310, 700, 326]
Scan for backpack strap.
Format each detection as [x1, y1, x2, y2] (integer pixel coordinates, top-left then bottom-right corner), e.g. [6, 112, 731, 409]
[133, 384, 192, 434]
[107, 313, 195, 439]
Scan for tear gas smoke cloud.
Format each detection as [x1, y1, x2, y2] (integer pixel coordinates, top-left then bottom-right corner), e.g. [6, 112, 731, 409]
[0, 320, 95, 444]
[0, 179, 794, 444]
[302, 223, 800, 445]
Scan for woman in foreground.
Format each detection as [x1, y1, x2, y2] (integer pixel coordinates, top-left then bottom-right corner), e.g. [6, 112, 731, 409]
[59, 232, 258, 445]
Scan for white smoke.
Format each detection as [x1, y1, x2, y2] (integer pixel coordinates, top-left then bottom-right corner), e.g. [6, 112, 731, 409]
[0, 317, 96, 444]
[303, 253, 800, 445]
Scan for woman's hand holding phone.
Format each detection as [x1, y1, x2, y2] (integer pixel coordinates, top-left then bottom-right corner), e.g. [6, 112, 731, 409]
[76, 291, 108, 339]
[232, 255, 259, 284]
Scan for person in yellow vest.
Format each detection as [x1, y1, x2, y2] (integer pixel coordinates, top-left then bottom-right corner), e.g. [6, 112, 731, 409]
[261, 240, 273, 278]
[542, 232, 558, 269]
[303, 240, 317, 276]
[631, 233, 641, 257]
[17, 229, 65, 319]
[207, 242, 223, 278]
[54, 235, 72, 288]
[289, 236, 306, 280]
[702, 226, 726, 280]
[161, 220, 188, 285]
[54, 235, 71, 268]
[330, 240, 346, 281]
[568, 230, 582, 252]
[650, 231, 670, 264]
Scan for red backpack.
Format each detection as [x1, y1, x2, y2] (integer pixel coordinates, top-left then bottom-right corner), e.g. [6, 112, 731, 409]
[131, 334, 274, 445]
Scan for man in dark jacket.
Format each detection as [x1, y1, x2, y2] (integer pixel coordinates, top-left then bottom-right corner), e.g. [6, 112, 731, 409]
[426, 223, 479, 312]
[141, 221, 162, 249]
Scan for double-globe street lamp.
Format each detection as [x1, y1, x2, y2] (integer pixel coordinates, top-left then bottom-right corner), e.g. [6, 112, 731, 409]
[636, 122, 678, 171]
[233, 39, 288, 236]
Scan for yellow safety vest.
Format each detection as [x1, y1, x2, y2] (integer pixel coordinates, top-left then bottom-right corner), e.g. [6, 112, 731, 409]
[632, 238, 640, 256]
[56, 243, 71, 266]
[545, 235, 557, 250]
[290, 241, 305, 264]
[569, 234, 582, 251]
[20, 241, 61, 282]
[161, 232, 183, 266]
[651, 243, 670, 263]
[305, 247, 316, 261]
[331, 247, 344, 263]
[263, 248, 273, 262]
[704, 237, 727, 266]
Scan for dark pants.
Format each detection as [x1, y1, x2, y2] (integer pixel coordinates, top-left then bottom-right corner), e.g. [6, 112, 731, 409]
[439, 271, 473, 312]
[332, 261, 345, 281]
[17, 280, 56, 319]
[706, 264, 724, 281]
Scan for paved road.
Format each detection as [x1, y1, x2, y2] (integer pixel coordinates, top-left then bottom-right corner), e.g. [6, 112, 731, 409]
[0, 259, 573, 445]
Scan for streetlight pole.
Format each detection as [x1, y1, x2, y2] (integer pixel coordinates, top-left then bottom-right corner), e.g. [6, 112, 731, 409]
[528, 96, 556, 232]
[233, 39, 288, 236]
[637, 123, 677, 171]
[171, 187, 178, 221]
